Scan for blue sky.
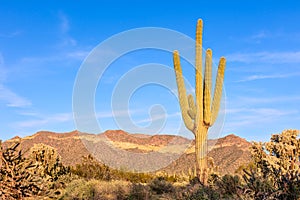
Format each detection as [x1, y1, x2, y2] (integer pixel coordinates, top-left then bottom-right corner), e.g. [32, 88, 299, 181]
[0, 1, 300, 142]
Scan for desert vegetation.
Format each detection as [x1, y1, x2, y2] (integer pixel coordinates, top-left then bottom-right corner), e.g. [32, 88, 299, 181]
[1, 129, 299, 199]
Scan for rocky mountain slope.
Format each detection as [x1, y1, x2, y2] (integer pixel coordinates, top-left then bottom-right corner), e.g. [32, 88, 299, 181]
[3, 130, 251, 175]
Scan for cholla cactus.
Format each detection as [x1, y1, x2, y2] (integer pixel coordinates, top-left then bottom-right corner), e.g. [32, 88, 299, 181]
[245, 130, 300, 199]
[0, 142, 44, 199]
[28, 143, 68, 181]
[173, 19, 226, 184]
[251, 130, 300, 176]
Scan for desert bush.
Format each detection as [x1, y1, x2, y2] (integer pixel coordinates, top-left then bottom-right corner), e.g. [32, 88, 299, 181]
[182, 176, 219, 200]
[128, 183, 151, 200]
[60, 178, 96, 200]
[149, 176, 175, 195]
[93, 180, 129, 200]
[214, 174, 243, 199]
[72, 154, 112, 181]
[113, 169, 154, 183]
[186, 186, 220, 200]
[72, 155, 155, 183]
[61, 179, 130, 200]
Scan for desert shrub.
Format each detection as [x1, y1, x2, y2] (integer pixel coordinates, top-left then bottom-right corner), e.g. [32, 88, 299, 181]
[187, 186, 220, 200]
[60, 178, 96, 200]
[182, 176, 220, 200]
[93, 180, 129, 200]
[72, 155, 155, 183]
[214, 174, 243, 198]
[61, 179, 130, 200]
[149, 176, 175, 195]
[72, 154, 111, 181]
[242, 168, 275, 199]
[113, 169, 154, 183]
[128, 183, 151, 200]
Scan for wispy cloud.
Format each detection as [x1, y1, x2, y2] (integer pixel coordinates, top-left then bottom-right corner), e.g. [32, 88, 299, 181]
[96, 109, 144, 119]
[58, 11, 70, 34]
[58, 11, 76, 46]
[19, 49, 89, 67]
[67, 50, 90, 60]
[0, 53, 6, 82]
[136, 112, 180, 124]
[0, 30, 22, 38]
[236, 72, 300, 82]
[14, 112, 73, 128]
[235, 95, 300, 105]
[0, 54, 31, 108]
[227, 51, 300, 64]
[250, 31, 267, 40]
[224, 107, 298, 132]
[0, 85, 32, 108]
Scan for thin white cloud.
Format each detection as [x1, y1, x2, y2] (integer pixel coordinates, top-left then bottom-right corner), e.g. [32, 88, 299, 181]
[227, 51, 300, 64]
[250, 31, 267, 40]
[0, 54, 31, 108]
[19, 49, 88, 66]
[236, 95, 300, 105]
[0, 30, 22, 38]
[67, 50, 90, 60]
[0, 53, 6, 82]
[136, 112, 181, 124]
[236, 72, 300, 82]
[96, 109, 143, 119]
[57, 11, 76, 46]
[58, 11, 70, 34]
[0, 85, 32, 107]
[224, 107, 298, 132]
[14, 112, 73, 128]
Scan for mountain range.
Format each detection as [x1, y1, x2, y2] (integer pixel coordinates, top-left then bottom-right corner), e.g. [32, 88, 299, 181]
[3, 130, 252, 175]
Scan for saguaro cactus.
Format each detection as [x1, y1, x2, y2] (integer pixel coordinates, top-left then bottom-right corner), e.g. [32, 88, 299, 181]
[173, 19, 226, 183]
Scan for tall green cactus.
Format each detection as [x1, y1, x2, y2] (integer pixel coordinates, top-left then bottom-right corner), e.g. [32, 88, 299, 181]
[173, 19, 226, 184]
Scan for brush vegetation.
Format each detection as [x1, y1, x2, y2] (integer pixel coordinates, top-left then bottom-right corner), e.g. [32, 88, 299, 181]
[1, 129, 299, 199]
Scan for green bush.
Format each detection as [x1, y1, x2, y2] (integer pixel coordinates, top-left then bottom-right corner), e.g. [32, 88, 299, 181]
[128, 183, 151, 200]
[60, 178, 96, 200]
[61, 179, 130, 200]
[72, 155, 111, 181]
[149, 176, 174, 195]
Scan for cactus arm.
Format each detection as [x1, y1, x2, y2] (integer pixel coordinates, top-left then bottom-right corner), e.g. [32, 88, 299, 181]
[173, 50, 194, 132]
[187, 94, 196, 120]
[211, 57, 226, 125]
[203, 49, 212, 126]
[195, 19, 203, 125]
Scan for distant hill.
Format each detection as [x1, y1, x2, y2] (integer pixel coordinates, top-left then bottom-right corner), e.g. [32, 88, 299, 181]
[3, 130, 251, 175]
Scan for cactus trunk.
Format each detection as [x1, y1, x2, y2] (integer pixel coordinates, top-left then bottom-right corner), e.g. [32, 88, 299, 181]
[195, 125, 208, 184]
[173, 19, 226, 184]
